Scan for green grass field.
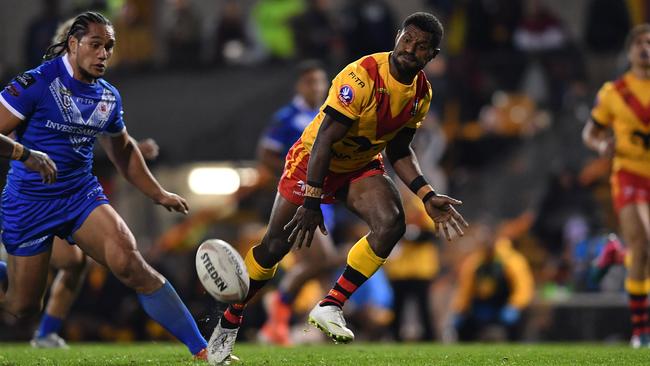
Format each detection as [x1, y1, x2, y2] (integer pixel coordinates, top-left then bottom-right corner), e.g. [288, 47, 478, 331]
[1, 343, 649, 366]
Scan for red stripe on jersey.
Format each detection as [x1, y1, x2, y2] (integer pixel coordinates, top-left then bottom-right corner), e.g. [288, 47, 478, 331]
[360, 56, 428, 139]
[614, 78, 650, 126]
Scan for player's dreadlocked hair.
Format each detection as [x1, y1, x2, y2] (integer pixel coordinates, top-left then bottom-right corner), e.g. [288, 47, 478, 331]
[402, 12, 444, 48]
[43, 11, 112, 61]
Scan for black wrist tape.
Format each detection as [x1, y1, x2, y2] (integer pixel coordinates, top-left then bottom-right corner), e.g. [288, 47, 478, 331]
[19, 147, 31, 162]
[422, 190, 436, 204]
[408, 175, 427, 194]
[303, 196, 321, 210]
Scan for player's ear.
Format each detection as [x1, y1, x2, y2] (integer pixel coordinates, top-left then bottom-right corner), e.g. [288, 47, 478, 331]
[429, 48, 440, 61]
[67, 36, 78, 55]
[395, 29, 402, 45]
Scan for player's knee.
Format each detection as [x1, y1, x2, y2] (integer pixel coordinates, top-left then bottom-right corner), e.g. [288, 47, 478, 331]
[68, 252, 88, 274]
[373, 210, 406, 243]
[108, 249, 147, 284]
[260, 236, 291, 266]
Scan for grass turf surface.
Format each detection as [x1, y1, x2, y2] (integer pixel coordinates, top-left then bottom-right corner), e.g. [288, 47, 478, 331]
[1, 343, 649, 365]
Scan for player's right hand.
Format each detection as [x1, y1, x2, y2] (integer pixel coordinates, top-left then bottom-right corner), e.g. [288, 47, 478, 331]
[284, 206, 328, 250]
[424, 194, 468, 241]
[23, 150, 57, 184]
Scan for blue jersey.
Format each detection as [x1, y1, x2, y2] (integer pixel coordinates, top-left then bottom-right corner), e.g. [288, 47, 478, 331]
[0, 55, 125, 199]
[259, 96, 319, 157]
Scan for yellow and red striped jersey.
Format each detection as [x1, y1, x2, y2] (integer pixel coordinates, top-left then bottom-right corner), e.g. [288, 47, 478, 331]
[299, 52, 432, 173]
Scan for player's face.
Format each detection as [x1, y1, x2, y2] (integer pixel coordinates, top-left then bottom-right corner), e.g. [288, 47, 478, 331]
[392, 25, 439, 74]
[297, 69, 328, 108]
[629, 31, 650, 69]
[69, 23, 115, 81]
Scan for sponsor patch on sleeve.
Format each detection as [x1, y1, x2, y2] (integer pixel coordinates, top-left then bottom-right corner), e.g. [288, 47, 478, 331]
[14, 73, 36, 89]
[3, 84, 20, 97]
[338, 84, 354, 106]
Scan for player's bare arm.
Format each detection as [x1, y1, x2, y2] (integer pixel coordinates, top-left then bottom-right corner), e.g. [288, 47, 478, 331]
[0, 103, 57, 184]
[582, 119, 615, 158]
[98, 131, 188, 214]
[285, 114, 351, 248]
[386, 127, 467, 240]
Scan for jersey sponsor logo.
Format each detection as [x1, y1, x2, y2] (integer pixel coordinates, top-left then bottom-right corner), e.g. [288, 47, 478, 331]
[341, 136, 382, 153]
[331, 150, 352, 160]
[48, 78, 117, 153]
[347, 71, 366, 88]
[17, 234, 50, 249]
[3, 84, 20, 97]
[14, 73, 36, 89]
[293, 180, 306, 197]
[338, 85, 354, 106]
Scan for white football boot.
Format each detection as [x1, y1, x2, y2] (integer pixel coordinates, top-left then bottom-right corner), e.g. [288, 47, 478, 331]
[207, 320, 240, 365]
[30, 332, 70, 349]
[308, 304, 354, 344]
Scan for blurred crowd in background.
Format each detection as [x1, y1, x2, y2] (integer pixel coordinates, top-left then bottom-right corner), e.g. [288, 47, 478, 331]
[0, 0, 648, 345]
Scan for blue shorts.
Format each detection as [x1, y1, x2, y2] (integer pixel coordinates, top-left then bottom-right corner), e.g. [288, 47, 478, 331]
[321, 203, 335, 233]
[1, 181, 109, 256]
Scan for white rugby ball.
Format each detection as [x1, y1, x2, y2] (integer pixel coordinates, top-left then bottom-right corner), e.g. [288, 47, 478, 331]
[196, 239, 249, 303]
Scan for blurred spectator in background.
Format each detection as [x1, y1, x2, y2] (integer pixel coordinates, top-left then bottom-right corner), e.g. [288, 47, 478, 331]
[385, 189, 439, 341]
[341, 0, 396, 61]
[165, 0, 201, 69]
[251, 0, 305, 61]
[213, 0, 252, 66]
[583, 0, 631, 85]
[111, 0, 155, 70]
[465, 0, 524, 92]
[24, 0, 61, 68]
[532, 166, 601, 261]
[452, 221, 534, 341]
[290, 0, 343, 65]
[514, 0, 586, 110]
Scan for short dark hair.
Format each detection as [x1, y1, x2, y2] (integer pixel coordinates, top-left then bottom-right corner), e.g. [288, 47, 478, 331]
[625, 23, 650, 51]
[296, 59, 325, 77]
[402, 12, 444, 48]
[43, 11, 112, 61]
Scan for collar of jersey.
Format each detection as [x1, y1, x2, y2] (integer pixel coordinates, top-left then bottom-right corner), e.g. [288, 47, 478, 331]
[60, 55, 102, 94]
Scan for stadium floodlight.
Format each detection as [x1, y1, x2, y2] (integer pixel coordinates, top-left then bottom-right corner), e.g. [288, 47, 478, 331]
[188, 167, 240, 195]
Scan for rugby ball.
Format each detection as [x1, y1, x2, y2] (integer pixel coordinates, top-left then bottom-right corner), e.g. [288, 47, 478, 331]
[196, 239, 249, 303]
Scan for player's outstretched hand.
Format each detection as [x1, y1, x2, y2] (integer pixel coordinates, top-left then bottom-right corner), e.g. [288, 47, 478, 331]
[424, 194, 468, 241]
[155, 191, 189, 215]
[24, 150, 57, 184]
[284, 206, 328, 250]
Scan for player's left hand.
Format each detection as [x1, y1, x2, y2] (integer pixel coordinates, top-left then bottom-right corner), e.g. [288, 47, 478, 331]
[284, 206, 328, 250]
[155, 191, 189, 215]
[424, 194, 468, 241]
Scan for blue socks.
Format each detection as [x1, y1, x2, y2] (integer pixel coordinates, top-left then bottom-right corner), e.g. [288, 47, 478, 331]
[37, 313, 63, 338]
[137, 280, 207, 355]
